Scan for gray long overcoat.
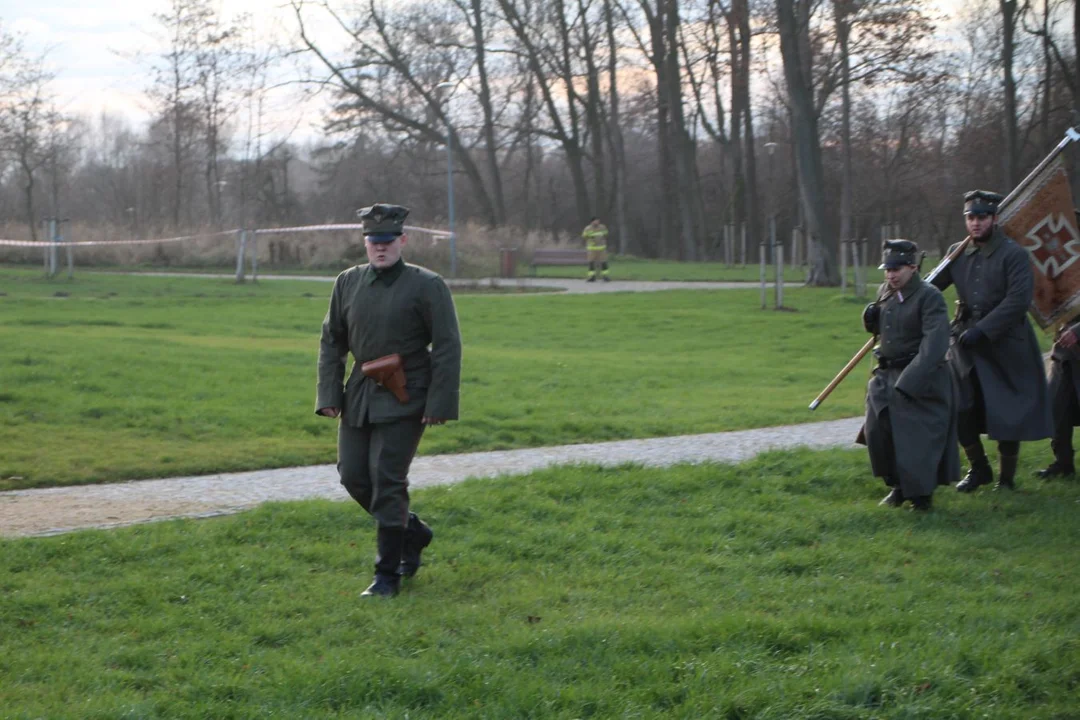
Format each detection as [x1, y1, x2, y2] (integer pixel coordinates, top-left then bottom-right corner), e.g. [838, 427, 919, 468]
[930, 226, 1052, 441]
[864, 274, 960, 496]
[1048, 321, 1080, 426]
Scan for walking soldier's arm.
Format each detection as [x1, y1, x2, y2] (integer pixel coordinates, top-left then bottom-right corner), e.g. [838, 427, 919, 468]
[316, 274, 350, 414]
[895, 290, 950, 398]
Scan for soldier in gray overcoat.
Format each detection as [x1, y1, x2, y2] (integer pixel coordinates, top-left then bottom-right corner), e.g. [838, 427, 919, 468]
[931, 190, 1052, 492]
[316, 203, 462, 598]
[861, 240, 959, 510]
[1038, 316, 1080, 478]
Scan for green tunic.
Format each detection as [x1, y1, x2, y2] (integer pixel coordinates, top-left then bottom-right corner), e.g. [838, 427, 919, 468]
[864, 273, 960, 496]
[316, 258, 462, 425]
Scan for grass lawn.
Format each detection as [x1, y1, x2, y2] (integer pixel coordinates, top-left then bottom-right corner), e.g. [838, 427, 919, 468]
[0, 267, 875, 490]
[0, 266, 1051, 491]
[2, 448, 1077, 718]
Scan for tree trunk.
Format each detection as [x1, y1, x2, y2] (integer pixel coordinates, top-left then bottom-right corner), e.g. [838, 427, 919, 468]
[1001, 0, 1019, 188]
[836, 1, 854, 251]
[470, 0, 507, 225]
[604, 0, 628, 254]
[776, 0, 839, 285]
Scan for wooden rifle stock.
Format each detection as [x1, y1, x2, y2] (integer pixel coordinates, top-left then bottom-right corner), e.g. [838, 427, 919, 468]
[808, 237, 972, 411]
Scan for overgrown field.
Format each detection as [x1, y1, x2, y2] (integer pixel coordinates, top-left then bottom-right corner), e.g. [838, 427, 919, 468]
[1, 267, 889, 490]
[2, 448, 1077, 718]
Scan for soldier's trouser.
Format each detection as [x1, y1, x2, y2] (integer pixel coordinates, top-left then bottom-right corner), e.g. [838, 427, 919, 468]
[956, 371, 1020, 458]
[1048, 358, 1079, 465]
[337, 416, 425, 528]
[866, 408, 897, 485]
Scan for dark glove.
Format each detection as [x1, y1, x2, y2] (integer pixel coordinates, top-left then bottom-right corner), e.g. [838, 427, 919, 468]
[959, 327, 986, 348]
[862, 303, 881, 334]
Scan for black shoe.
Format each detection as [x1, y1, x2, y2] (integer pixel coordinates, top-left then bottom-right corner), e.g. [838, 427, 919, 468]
[956, 464, 993, 493]
[995, 454, 1018, 491]
[586, 276, 596, 282]
[400, 513, 434, 578]
[361, 573, 400, 598]
[879, 488, 905, 507]
[602, 275, 611, 282]
[1036, 461, 1075, 479]
[910, 495, 932, 511]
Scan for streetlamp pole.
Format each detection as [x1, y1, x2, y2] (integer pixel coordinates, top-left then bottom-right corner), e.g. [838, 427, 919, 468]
[437, 81, 457, 277]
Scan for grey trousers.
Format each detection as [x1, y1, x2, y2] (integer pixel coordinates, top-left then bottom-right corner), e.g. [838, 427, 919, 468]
[1048, 358, 1080, 465]
[337, 416, 425, 528]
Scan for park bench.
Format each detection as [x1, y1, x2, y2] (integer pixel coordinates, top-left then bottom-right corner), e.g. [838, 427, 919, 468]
[528, 248, 589, 275]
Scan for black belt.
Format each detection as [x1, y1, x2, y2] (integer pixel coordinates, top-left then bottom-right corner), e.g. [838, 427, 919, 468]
[876, 353, 917, 370]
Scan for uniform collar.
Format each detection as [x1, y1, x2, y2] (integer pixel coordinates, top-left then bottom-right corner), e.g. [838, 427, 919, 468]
[964, 225, 1004, 257]
[365, 257, 406, 286]
[894, 271, 923, 302]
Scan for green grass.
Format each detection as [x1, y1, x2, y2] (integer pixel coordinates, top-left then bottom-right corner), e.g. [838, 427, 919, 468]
[2, 447, 1078, 718]
[2, 266, 1051, 491]
[528, 255, 815, 282]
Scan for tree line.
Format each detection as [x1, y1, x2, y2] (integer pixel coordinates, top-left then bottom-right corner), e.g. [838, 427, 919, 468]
[0, 0, 1076, 284]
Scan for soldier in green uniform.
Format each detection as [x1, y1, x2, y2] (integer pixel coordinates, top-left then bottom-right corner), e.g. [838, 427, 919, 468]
[582, 217, 610, 282]
[930, 190, 1052, 492]
[861, 240, 959, 510]
[316, 203, 462, 598]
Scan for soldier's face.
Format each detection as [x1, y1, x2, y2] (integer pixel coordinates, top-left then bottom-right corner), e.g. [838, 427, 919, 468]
[884, 264, 916, 290]
[965, 212, 995, 240]
[365, 234, 406, 268]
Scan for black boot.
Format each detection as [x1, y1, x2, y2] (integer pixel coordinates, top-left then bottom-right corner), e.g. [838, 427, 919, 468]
[1036, 460, 1075, 479]
[995, 454, 1018, 490]
[910, 495, 933, 511]
[879, 486, 905, 507]
[957, 443, 993, 493]
[400, 512, 434, 578]
[361, 526, 404, 598]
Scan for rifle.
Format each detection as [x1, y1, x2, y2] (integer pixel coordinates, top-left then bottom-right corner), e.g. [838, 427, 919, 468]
[807, 239, 970, 411]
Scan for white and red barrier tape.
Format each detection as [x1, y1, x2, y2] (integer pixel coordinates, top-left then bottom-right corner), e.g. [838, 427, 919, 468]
[0, 229, 238, 248]
[0, 224, 452, 247]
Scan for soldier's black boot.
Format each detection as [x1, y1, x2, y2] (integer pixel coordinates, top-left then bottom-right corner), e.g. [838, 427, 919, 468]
[1036, 461, 1075, 479]
[361, 526, 404, 598]
[879, 486, 905, 507]
[957, 443, 993, 493]
[399, 512, 434, 578]
[995, 453, 1019, 490]
[910, 495, 933, 511]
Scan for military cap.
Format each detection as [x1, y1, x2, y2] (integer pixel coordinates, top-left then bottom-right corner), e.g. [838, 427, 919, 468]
[963, 190, 1004, 216]
[878, 239, 920, 269]
[356, 203, 410, 241]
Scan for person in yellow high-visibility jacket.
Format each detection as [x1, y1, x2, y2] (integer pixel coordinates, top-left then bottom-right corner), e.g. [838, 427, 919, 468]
[582, 217, 610, 282]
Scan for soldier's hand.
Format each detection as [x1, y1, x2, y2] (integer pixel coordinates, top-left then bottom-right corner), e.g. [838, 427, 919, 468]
[1059, 330, 1078, 349]
[862, 303, 880, 334]
[422, 416, 446, 425]
[958, 327, 986, 348]
[318, 407, 341, 418]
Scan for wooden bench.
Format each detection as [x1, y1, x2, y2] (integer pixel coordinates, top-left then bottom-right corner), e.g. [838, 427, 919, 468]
[528, 248, 589, 275]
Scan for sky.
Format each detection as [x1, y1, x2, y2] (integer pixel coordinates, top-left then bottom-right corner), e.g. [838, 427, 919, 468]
[0, 0, 342, 143]
[3, 0, 981, 147]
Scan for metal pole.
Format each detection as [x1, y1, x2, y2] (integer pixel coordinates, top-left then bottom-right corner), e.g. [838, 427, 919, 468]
[840, 238, 848, 292]
[250, 232, 259, 281]
[774, 216, 783, 309]
[235, 229, 247, 283]
[447, 128, 456, 278]
[63, 222, 73, 279]
[48, 218, 57, 277]
[760, 240, 767, 309]
[740, 222, 746, 266]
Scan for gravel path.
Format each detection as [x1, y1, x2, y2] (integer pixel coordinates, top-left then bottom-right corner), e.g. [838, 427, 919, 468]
[0, 417, 862, 538]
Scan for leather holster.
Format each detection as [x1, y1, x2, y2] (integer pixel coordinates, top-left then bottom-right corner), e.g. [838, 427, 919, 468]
[360, 353, 410, 404]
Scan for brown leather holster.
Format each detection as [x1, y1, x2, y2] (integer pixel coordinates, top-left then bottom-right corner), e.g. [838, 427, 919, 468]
[360, 353, 410, 404]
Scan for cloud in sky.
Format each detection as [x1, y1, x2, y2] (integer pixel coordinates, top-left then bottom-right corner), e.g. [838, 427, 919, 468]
[3, 0, 337, 141]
